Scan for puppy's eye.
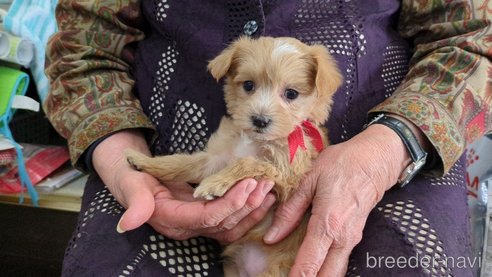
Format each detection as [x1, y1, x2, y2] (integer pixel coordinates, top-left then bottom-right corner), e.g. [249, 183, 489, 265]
[284, 89, 299, 100]
[243, 81, 255, 93]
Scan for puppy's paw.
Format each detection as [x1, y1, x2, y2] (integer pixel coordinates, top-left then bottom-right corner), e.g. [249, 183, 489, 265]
[124, 149, 147, 171]
[193, 175, 235, 200]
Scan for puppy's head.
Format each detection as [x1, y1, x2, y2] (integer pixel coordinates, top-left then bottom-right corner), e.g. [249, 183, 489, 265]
[208, 36, 342, 141]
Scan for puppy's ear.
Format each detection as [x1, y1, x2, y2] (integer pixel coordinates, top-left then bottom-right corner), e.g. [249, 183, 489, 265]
[309, 45, 343, 123]
[207, 44, 237, 82]
[311, 45, 342, 99]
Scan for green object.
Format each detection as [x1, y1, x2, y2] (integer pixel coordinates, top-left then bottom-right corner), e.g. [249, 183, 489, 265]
[0, 65, 38, 206]
[0, 65, 29, 125]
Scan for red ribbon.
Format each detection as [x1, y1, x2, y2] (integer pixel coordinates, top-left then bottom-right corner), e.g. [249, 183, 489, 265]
[288, 120, 324, 163]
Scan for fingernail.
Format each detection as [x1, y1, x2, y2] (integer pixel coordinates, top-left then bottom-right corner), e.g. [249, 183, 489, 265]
[116, 216, 126, 234]
[262, 181, 275, 195]
[262, 194, 276, 208]
[264, 226, 279, 243]
[245, 180, 257, 194]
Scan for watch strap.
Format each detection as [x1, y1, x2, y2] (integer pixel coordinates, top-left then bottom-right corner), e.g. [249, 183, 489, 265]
[366, 114, 427, 187]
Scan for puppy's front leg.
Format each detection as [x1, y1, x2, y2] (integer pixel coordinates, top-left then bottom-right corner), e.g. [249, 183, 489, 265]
[194, 156, 279, 199]
[124, 149, 213, 184]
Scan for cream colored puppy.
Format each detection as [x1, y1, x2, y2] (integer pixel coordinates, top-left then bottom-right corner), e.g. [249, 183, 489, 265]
[125, 36, 342, 277]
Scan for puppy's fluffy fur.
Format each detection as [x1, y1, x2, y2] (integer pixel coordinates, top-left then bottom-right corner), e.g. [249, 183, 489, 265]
[125, 36, 342, 276]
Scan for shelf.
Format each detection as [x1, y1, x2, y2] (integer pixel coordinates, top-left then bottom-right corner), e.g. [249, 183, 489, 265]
[0, 174, 86, 212]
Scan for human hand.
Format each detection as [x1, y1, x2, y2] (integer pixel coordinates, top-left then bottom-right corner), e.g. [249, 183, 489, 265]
[264, 124, 413, 276]
[92, 129, 276, 243]
[145, 177, 276, 242]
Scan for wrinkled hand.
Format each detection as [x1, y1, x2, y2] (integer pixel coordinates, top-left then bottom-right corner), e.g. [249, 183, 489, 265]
[93, 129, 276, 243]
[264, 124, 413, 276]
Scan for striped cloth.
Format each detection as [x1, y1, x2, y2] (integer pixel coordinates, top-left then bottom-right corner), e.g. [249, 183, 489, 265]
[3, 0, 57, 102]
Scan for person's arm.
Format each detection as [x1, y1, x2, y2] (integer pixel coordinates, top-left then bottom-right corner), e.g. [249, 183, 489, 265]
[370, 0, 492, 175]
[44, 0, 154, 170]
[266, 1, 492, 276]
[45, 0, 276, 240]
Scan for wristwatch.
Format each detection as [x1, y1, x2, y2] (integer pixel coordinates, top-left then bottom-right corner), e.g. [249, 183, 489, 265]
[365, 114, 428, 187]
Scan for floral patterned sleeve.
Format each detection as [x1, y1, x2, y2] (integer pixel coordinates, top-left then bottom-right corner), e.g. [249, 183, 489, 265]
[44, 0, 154, 169]
[370, 0, 492, 174]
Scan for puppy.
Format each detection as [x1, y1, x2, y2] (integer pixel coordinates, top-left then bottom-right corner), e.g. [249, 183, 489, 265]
[125, 36, 342, 277]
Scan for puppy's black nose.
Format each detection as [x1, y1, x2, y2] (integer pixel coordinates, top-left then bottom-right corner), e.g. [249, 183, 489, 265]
[251, 115, 271, 129]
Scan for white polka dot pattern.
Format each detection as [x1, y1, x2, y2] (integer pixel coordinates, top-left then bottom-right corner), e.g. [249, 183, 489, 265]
[378, 200, 452, 276]
[294, 0, 367, 57]
[156, 0, 170, 22]
[168, 99, 209, 154]
[382, 45, 409, 98]
[66, 188, 123, 254]
[150, 46, 179, 126]
[340, 59, 356, 141]
[427, 162, 465, 187]
[72, 188, 221, 276]
[119, 248, 147, 277]
[144, 235, 218, 276]
[82, 188, 123, 228]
